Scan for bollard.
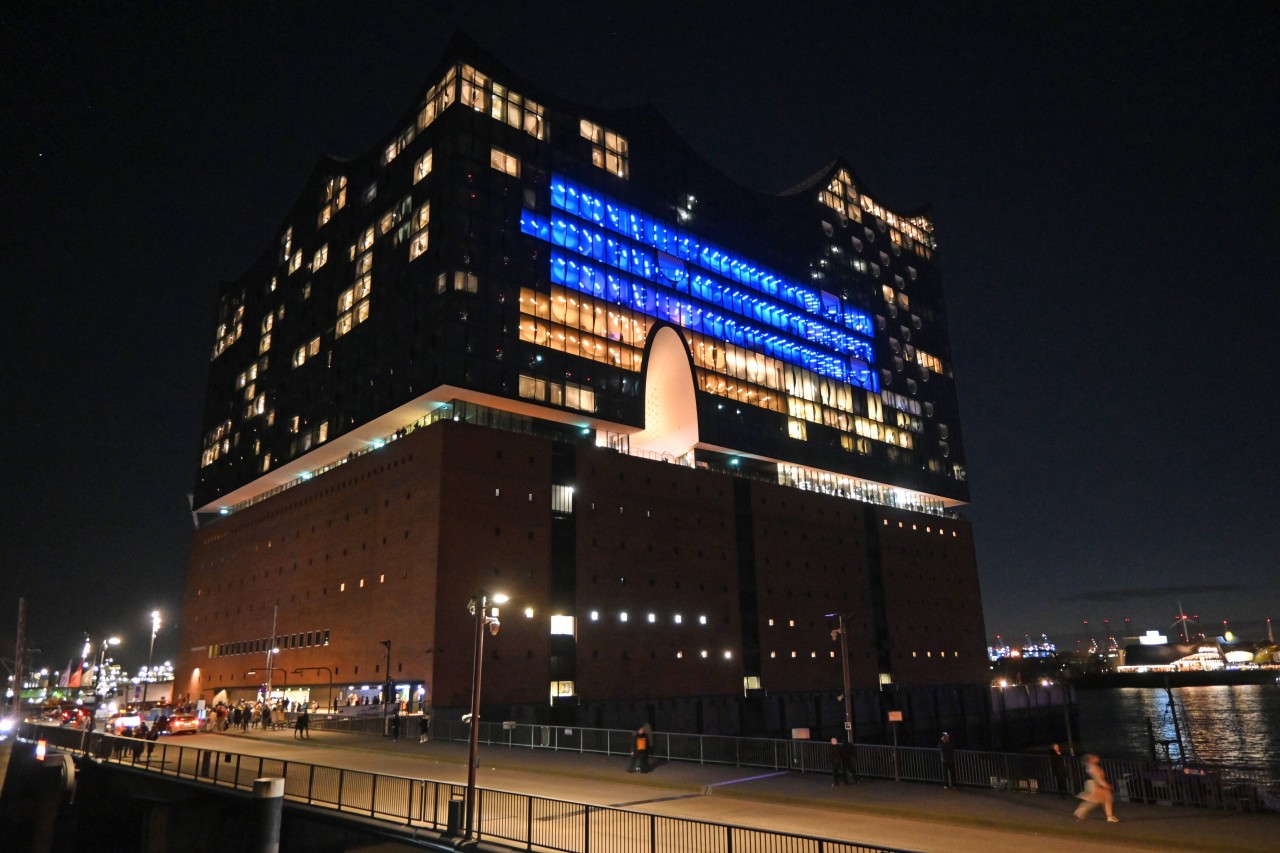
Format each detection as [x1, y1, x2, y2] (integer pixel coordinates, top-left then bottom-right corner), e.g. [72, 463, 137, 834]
[251, 777, 285, 853]
[445, 792, 465, 836]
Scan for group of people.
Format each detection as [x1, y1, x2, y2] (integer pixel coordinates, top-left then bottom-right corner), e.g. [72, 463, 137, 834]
[209, 699, 309, 732]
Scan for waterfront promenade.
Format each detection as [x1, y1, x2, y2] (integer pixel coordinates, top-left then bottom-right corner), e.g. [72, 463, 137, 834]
[168, 726, 1275, 852]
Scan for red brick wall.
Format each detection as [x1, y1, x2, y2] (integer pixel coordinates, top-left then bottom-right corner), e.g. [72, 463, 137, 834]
[875, 509, 989, 685]
[175, 420, 990, 713]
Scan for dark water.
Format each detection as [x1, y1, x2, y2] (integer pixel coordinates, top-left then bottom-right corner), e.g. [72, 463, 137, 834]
[1075, 684, 1280, 769]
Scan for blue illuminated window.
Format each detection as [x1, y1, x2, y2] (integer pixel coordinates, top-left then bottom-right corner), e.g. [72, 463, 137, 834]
[522, 198, 877, 392]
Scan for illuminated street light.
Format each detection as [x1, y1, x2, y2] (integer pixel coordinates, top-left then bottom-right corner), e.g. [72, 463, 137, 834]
[95, 636, 121, 698]
[464, 590, 507, 840]
[143, 610, 161, 706]
[246, 668, 288, 698]
[293, 667, 334, 711]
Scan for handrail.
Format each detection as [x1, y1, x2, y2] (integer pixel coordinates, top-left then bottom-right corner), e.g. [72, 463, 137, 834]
[307, 715, 1280, 810]
[19, 723, 918, 853]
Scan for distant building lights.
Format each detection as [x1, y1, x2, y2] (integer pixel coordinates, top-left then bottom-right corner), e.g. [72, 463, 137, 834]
[647, 613, 656, 623]
[590, 611, 599, 621]
[674, 614, 682, 624]
[524, 607, 535, 618]
[700, 650, 708, 659]
[698, 615, 708, 625]
[620, 612, 628, 622]
[724, 651, 732, 659]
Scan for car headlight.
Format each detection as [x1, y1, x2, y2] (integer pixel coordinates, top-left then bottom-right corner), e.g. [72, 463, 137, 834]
[0, 718, 15, 734]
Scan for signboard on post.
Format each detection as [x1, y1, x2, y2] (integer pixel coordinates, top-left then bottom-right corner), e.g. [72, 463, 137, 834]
[888, 710, 903, 722]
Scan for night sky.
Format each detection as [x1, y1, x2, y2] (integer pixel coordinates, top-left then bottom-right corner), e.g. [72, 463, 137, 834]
[4, 3, 1278, 676]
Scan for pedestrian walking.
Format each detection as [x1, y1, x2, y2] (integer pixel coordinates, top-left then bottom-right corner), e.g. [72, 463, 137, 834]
[1073, 754, 1118, 822]
[132, 721, 148, 762]
[939, 732, 957, 788]
[146, 719, 160, 761]
[1050, 743, 1071, 797]
[418, 713, 431, 743]
[295, 708, 310, 738]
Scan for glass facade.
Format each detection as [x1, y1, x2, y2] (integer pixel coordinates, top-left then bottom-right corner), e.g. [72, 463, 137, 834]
[194, 43, 968, 518]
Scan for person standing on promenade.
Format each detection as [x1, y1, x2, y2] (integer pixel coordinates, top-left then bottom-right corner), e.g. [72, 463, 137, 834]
[842, 739, 859, 783]
[939, 732, 957, 788]
[829, 738, 849, 785]
[629, 725, 650, 772]
[1073, 754, 1119, 823]
[1050, 743, 1071, 797]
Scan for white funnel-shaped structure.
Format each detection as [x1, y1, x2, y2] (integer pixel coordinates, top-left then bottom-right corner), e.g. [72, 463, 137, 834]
[630, 326, 699, 458]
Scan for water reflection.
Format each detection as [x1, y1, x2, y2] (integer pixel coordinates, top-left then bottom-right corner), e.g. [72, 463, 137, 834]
[1077, 685, 1280, 769]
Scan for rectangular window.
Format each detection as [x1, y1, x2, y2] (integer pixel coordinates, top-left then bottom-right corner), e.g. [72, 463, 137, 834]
[413, 149, 433, 183]
[490, 146, 520, 177]
[453, 271, 478, 293]
[491, 82, 546, 140]
[409, 229, 429, 261]
[550, 615, 575, 636]
[551, 484, 574, 514]
[580, 119, 629, 178]
[549, 680, 575, 702]
[313, 244, 328, 271]
[460, 64, 489, 111]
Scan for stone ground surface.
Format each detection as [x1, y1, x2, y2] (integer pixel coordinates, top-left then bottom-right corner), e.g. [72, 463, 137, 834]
[180, 725, 1277, 853]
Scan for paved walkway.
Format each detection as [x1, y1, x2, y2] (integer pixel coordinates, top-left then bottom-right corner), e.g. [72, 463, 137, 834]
[188, 726, 1277, 852]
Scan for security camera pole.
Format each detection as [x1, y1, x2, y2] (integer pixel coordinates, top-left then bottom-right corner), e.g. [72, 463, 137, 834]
[827, 611, 855, 743]
[464, 591, 506, 841]
[379, 640, 391, 735]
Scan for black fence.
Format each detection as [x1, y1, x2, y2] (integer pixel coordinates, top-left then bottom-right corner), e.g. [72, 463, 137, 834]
[307, 716, 1278, 813]
[21, 724, 914, 853]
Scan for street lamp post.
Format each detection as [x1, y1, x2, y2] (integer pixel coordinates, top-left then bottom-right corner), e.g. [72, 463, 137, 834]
[95, 636, 121, 700]
[464, 591, 506, 841]
[827, 612, 855, 743]
[246, 668, 287, 700]
[292, 667, 334, 711]
[379, 640, 392, 735]
[143, 610, 161, 706]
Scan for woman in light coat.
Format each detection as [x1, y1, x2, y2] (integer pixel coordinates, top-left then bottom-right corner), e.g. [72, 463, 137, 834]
[1073, 754, 1118, 822]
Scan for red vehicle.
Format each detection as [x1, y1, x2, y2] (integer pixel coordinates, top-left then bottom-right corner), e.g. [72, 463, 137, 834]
[60, 707, 91, 727]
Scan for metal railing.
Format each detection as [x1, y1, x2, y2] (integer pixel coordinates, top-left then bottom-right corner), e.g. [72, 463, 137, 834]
[402, 719, 1279, 812]
[21, 724, 915, 853]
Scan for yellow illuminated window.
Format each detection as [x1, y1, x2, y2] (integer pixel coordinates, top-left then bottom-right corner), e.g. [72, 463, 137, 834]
[414, 149, 433, 183]
[490, 146, 520, 177]
[580, 119, 629, 178]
